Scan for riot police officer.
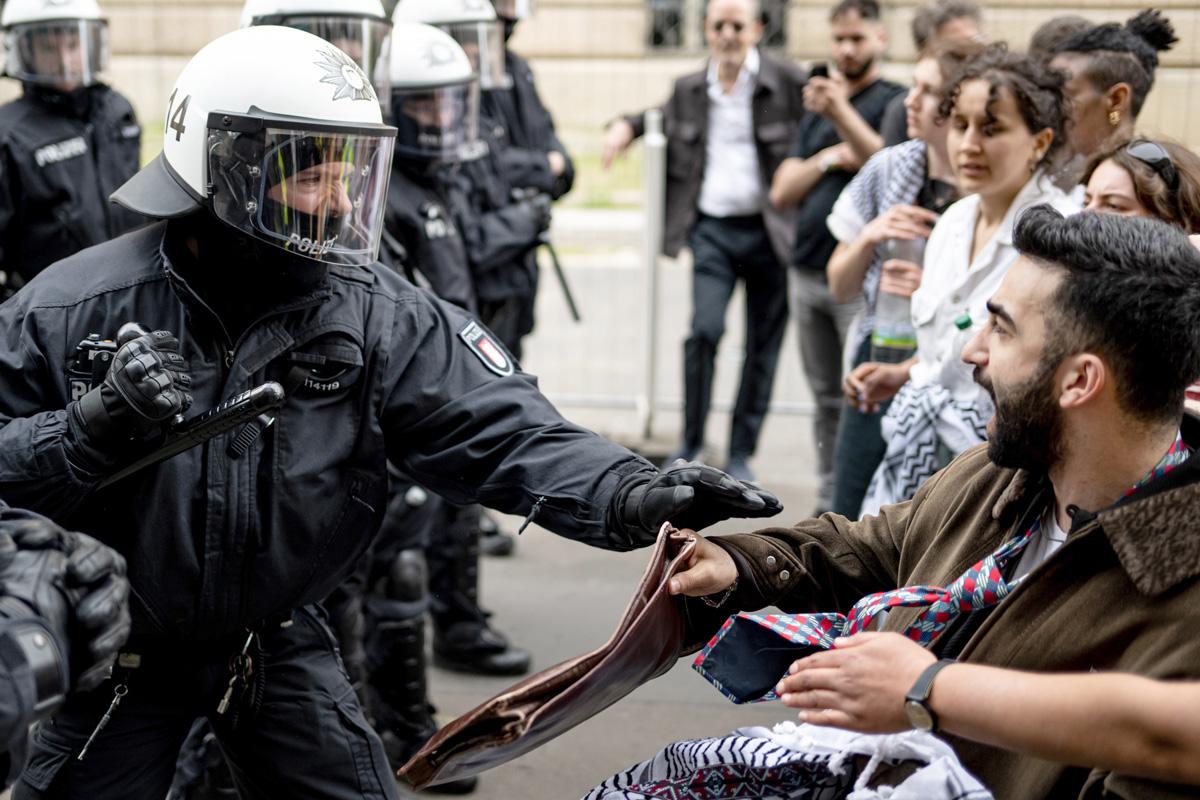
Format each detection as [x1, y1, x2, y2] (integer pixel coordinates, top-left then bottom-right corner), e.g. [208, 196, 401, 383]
[381, 22, 480, 310]
[239, 0, 392, 83]
[0, 27, 779, 800]
[0, 504, 130, 787]
[392, 0, 554, 356]
[0, 0, 143, 292]
[487, 0, 574, 201]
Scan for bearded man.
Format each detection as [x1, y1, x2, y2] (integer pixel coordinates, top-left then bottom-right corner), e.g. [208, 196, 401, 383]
[665, 205, 1200, 798]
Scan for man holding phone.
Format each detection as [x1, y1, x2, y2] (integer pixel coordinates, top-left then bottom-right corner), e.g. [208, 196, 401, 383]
[769, 0, 903, 514]
[601, 0, 806, 482]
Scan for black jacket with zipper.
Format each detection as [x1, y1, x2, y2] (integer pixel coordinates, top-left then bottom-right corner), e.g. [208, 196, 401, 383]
[0, 222, 655, 641]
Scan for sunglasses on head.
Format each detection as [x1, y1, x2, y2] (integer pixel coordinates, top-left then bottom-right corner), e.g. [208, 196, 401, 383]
[1126, 140, 1179, 193]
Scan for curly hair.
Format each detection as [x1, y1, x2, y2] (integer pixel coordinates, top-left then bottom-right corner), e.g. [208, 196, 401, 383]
[1050, 9, 1177, 117]
[1082, 139, 1200, 234]
[1014, 204, 1200, 422]
[938, 43, 1069, 167]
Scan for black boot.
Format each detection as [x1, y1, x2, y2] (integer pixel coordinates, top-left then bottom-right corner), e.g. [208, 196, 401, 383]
[478, 510, 515, 557]
[366, 550, 480, 795]
[429, 507, 531, 676]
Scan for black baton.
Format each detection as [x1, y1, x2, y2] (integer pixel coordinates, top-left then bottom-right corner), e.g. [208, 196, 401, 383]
[539, 234, 581, 323]
[97, 382, 287, 490]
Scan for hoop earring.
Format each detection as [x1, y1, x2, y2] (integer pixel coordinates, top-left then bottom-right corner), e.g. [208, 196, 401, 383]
[1109, 110, 1121, 127]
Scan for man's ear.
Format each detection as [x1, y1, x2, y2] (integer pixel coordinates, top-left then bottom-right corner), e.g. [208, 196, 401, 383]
[1058, 353, 1106, 410]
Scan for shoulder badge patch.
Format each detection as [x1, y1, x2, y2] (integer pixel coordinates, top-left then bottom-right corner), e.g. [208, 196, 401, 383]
[458, 321, 514, 377]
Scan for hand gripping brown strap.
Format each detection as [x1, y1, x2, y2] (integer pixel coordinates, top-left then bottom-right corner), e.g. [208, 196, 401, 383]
[399, 522, 699, 790]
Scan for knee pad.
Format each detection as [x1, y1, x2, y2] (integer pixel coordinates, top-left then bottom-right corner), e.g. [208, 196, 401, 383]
[386, 549, 427, 604]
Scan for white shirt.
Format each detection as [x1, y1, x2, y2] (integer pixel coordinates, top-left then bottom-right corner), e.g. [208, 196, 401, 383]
[909, 172, 1080, 401]
[697, 48, 763, 218]
[1012, 507, 1069, 582]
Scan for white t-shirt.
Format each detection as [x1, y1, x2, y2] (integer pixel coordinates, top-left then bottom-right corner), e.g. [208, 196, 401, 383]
[1012, 507, 1069, 582]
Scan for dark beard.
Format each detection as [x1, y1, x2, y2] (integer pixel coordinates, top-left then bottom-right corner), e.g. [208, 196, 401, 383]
[840, 55, 875, 82]
[979, 356, 1065, 474]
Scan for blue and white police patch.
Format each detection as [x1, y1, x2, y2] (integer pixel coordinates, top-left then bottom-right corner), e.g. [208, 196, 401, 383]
[458, 321, 514, 377]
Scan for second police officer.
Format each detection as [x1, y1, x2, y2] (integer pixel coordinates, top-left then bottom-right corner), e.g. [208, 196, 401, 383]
[0, 0, 144, 294]
[0, 25, 780, 800]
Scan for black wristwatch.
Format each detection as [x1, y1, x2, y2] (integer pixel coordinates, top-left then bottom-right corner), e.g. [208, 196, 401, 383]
[904, 659, 956, 732]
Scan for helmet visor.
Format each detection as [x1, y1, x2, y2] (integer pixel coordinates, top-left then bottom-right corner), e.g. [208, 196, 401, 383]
[443, 21, 509, 90]
[280, 16, 392, 97]
[208, 122, 395, 267]
[390, 82, 480, 162]
[5, 19, 107, 89]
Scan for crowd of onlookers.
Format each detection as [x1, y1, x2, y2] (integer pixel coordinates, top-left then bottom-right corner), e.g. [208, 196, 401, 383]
[591, 2, 1200, 796]
[606, 0, 1200, 518]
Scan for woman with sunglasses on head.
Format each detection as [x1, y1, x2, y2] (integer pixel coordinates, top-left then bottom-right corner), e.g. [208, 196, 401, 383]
[859, 44, 1080, 516]
[1082, 137, 1200, 231]
[1083, 138, 1200, 417]
[824, 39, 981, 519]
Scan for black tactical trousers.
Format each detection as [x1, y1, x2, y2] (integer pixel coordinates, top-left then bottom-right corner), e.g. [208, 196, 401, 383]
[683, 213, 789, 457]
[15, 607, 401, 800]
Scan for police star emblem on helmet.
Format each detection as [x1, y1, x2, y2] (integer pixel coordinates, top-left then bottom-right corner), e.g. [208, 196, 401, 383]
[424, 42, 457, 69]
[314, 46, 377, 103]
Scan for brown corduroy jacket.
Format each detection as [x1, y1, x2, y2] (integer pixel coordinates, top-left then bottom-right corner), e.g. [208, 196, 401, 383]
[699, 429, 1200, 799]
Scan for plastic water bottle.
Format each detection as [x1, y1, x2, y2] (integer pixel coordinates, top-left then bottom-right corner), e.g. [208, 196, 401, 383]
[869, 238, 925, 364]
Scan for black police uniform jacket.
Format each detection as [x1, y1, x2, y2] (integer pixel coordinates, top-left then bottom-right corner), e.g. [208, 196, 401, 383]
[482, 50, 575, 201]
[383, 161, 477, 312]
[442, 141, 544, 307]
[0, 223, 656, 640]
[0, 85, 144, 283]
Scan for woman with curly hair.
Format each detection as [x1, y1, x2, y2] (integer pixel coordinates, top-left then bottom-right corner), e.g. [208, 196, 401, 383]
[859, 43, 1080, 515]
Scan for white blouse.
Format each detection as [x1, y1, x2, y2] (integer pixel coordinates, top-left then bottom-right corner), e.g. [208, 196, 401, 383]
[909, 171, 1080, 401]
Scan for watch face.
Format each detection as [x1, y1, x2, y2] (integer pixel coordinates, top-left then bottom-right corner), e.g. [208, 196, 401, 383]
[904, 699, 935, 732]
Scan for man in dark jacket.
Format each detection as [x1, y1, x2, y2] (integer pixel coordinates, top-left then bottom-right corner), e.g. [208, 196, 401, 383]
[602, 0, 806, 482]
[667, 208, 1200, 799]
[0, 0, 143, 293]
[0, 27, 779, 800]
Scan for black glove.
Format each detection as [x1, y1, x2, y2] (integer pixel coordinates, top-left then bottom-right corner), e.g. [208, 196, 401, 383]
[65, 328, 193, 474]
[5, 518, 131, 692]
[523, 193, 553, 234]
[609, 463, 783, 547]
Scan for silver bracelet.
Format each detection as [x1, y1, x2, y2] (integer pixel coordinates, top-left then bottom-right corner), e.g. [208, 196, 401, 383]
[701, 577, 738, 608]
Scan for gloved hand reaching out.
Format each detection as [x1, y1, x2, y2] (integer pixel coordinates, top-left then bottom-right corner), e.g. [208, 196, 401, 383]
[609, 462, 783, 548]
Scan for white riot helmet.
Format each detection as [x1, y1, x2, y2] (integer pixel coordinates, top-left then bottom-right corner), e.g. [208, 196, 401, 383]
[491, 0, 533, 22]
[388, 22, 479, 163]
[392, 0, 508, 90]
[111, 26, 396, 267]
[1, 0, 108, 90]
[240, 0, 392, 98]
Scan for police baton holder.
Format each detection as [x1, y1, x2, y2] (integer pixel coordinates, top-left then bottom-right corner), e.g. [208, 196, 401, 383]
[96, 382, 286, 490]
[400, 523, 703, 790]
